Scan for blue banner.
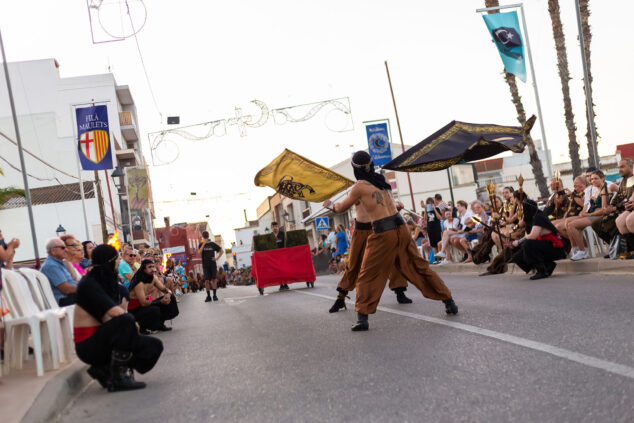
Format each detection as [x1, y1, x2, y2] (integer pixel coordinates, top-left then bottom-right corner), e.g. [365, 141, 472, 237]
[76, 105, 113, 170]
[482, 11, 527, 82]
[365, 121, 392, 167]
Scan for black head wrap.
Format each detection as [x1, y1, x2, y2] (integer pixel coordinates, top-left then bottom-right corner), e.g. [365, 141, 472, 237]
[522, 199, 558, 234]
[351, 151, 391, 190]
[129, 259, 155, 291]
[86, 244, 119, 298]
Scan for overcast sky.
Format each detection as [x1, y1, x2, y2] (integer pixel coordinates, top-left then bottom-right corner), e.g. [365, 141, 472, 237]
[2, 0, 633, 244]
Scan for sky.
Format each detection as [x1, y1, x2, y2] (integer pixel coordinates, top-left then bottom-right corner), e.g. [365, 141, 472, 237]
[1, 0, 633, 244]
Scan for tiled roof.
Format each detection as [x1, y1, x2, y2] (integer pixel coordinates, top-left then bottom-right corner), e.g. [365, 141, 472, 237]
[1, 181, 95, 209]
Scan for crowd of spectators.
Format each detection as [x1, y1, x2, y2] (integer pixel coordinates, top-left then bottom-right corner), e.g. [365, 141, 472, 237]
[397, 159, 634, 268]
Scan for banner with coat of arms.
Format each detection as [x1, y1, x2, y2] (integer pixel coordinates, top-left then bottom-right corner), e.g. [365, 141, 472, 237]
[76, 105, 113, 170]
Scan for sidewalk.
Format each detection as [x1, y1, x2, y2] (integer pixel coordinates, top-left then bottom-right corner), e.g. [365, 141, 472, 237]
[432, 257, 634, 275]
[0, 358, 90, 423]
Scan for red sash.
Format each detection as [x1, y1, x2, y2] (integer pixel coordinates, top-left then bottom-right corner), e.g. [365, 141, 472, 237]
[537, 233, 564, 248]
[74, 326, 98, 343]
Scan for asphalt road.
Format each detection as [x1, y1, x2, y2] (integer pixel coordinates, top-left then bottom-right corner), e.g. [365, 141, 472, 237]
[60, 272, 634, 423]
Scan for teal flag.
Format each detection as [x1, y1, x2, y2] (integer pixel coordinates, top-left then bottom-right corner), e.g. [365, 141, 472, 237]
[482, 11, 527, 82]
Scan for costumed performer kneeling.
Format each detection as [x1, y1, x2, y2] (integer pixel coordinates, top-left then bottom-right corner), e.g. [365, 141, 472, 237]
[511, 200, 567, 280]
[74, 245, 164, 392]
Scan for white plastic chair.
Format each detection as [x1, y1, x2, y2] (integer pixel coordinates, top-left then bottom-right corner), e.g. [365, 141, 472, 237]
[1, 269, 61, 376]
[18, 268, 74, 363]
[583, 227, 605, 258]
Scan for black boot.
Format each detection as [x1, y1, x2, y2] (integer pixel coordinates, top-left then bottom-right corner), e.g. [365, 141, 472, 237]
[107, 350, 146, 392]
[204, 292, 212, 302]
[329, 288, 349, 313]
[443, 298, 458, 315]
[351, 313, 369, 331]
[545, 261, 557, 276]
[529, 264, 549, 280]
[87, 365, 110, 388]
[394, 287, 413, 304]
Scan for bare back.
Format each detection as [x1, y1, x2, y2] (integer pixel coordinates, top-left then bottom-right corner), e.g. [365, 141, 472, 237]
[353, 181, 398, 221]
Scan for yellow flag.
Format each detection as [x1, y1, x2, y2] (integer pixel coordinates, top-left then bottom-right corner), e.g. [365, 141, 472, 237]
[254, 149, 354, 202]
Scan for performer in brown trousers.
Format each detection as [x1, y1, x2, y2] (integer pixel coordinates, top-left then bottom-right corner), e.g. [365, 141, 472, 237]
[329, 213, 412, 313]
[324, 151, 458, 331]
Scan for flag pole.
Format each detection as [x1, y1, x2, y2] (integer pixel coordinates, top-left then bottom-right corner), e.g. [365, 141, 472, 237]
[385, 61, 417, 213]
[574, 0, 599, 169]
[71, 104, 92, 240]
[0, 29, 40, 267]
[476, 2, 552, 178]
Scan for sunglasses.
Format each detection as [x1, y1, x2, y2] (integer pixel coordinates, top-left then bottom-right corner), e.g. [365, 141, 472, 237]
[53, 246, 66, 250]
[128, 254, 137, 257]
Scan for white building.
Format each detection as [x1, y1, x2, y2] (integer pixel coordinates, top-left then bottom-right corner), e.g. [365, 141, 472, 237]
[232, 222, 259, 268]
[0, 59, 151, 263]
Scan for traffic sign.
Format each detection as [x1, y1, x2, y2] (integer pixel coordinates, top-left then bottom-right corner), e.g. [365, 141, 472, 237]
[315, 216, 329, 230]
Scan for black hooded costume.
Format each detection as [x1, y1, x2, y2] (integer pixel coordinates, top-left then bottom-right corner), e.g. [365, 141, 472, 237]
[74, 245, 163, 390]
[128, 259, 179, 332]
[511, 200, 567, 279]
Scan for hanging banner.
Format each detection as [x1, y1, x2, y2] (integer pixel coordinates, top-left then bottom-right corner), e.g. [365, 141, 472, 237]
[482, 11, 527, 83]
[126, 167, 150, 240]
[364, 120, 392, 167]
[76, 105, 113, 170]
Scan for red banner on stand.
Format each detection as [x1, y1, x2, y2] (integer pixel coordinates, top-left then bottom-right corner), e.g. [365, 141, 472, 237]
[252, 244, 316, 289]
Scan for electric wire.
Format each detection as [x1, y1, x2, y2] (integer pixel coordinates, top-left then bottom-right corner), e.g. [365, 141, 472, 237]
[125, 0, 162, 124]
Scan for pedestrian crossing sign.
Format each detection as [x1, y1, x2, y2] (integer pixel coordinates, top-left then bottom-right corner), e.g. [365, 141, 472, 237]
[316, 217, 329, 231]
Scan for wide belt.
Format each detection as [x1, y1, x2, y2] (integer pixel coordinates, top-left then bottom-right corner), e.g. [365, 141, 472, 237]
[372, 213, 405, 234]
[355, 220, 372, 230]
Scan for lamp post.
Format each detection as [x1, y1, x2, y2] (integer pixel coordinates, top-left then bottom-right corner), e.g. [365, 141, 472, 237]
[111, 166, 128, 243]
[56, 225, 66, 237]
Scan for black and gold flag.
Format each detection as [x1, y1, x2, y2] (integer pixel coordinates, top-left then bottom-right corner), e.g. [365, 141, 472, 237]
[254, 149, 354, 202]
[383, 115, 536, 172]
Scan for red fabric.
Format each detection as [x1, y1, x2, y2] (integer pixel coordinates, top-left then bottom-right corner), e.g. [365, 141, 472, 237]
[252, 244, 316, 289]
[538, 233, 564, 248]
[128, 298, 141, 310]
[74, 326, 98, 343]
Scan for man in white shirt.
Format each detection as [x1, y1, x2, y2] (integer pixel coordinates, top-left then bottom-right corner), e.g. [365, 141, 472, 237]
[326, 229, 337, 255]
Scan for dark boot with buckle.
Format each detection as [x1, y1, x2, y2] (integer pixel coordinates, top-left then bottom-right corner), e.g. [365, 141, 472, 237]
[107, 350, 146, 392]
[393, 287, 413, 304]
[443, 298, 458, 315]
[329, 288, 348, 313]
[351, 313, 369, 331]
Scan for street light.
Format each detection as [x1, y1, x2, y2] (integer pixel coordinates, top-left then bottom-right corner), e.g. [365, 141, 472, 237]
[56, 224, 66, 237]
[110, 166, 128, 243]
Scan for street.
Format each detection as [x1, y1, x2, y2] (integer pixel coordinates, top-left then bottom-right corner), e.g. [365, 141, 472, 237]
[60, 273, 634, 423]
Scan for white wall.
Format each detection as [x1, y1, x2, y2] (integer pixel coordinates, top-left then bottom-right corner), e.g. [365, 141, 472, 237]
[2, 198, 102, 262]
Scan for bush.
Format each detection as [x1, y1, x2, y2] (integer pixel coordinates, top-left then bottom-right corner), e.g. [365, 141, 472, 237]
[252, 233, 277, 251]
[284, 229, 309, 248]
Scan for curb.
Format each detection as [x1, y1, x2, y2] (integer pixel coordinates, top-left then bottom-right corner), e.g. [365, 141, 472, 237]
[21, 360, 92, 423]
[432, 259, 634, 275]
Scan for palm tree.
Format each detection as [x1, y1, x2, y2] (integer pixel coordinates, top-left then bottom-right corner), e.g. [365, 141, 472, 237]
[484, 0, 549, 198]
[0, 168, 25, 205]
[547, 0, 582, 177]
[579, 0, 599, 167]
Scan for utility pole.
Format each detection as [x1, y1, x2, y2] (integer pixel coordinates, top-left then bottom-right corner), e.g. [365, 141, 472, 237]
[385, 61, 417, 212]
[0, 29, 40, 267]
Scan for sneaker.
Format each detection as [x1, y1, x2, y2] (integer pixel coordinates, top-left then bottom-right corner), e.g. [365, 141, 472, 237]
[570, 250, 589, 261]
[435, 252, 446, 259]
[570, 246, 578, 256]
[437, 259, 451, 265]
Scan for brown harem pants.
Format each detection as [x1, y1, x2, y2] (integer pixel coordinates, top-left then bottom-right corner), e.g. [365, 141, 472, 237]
[356, 224, 452, 315]
[338, 227, 407, 292]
